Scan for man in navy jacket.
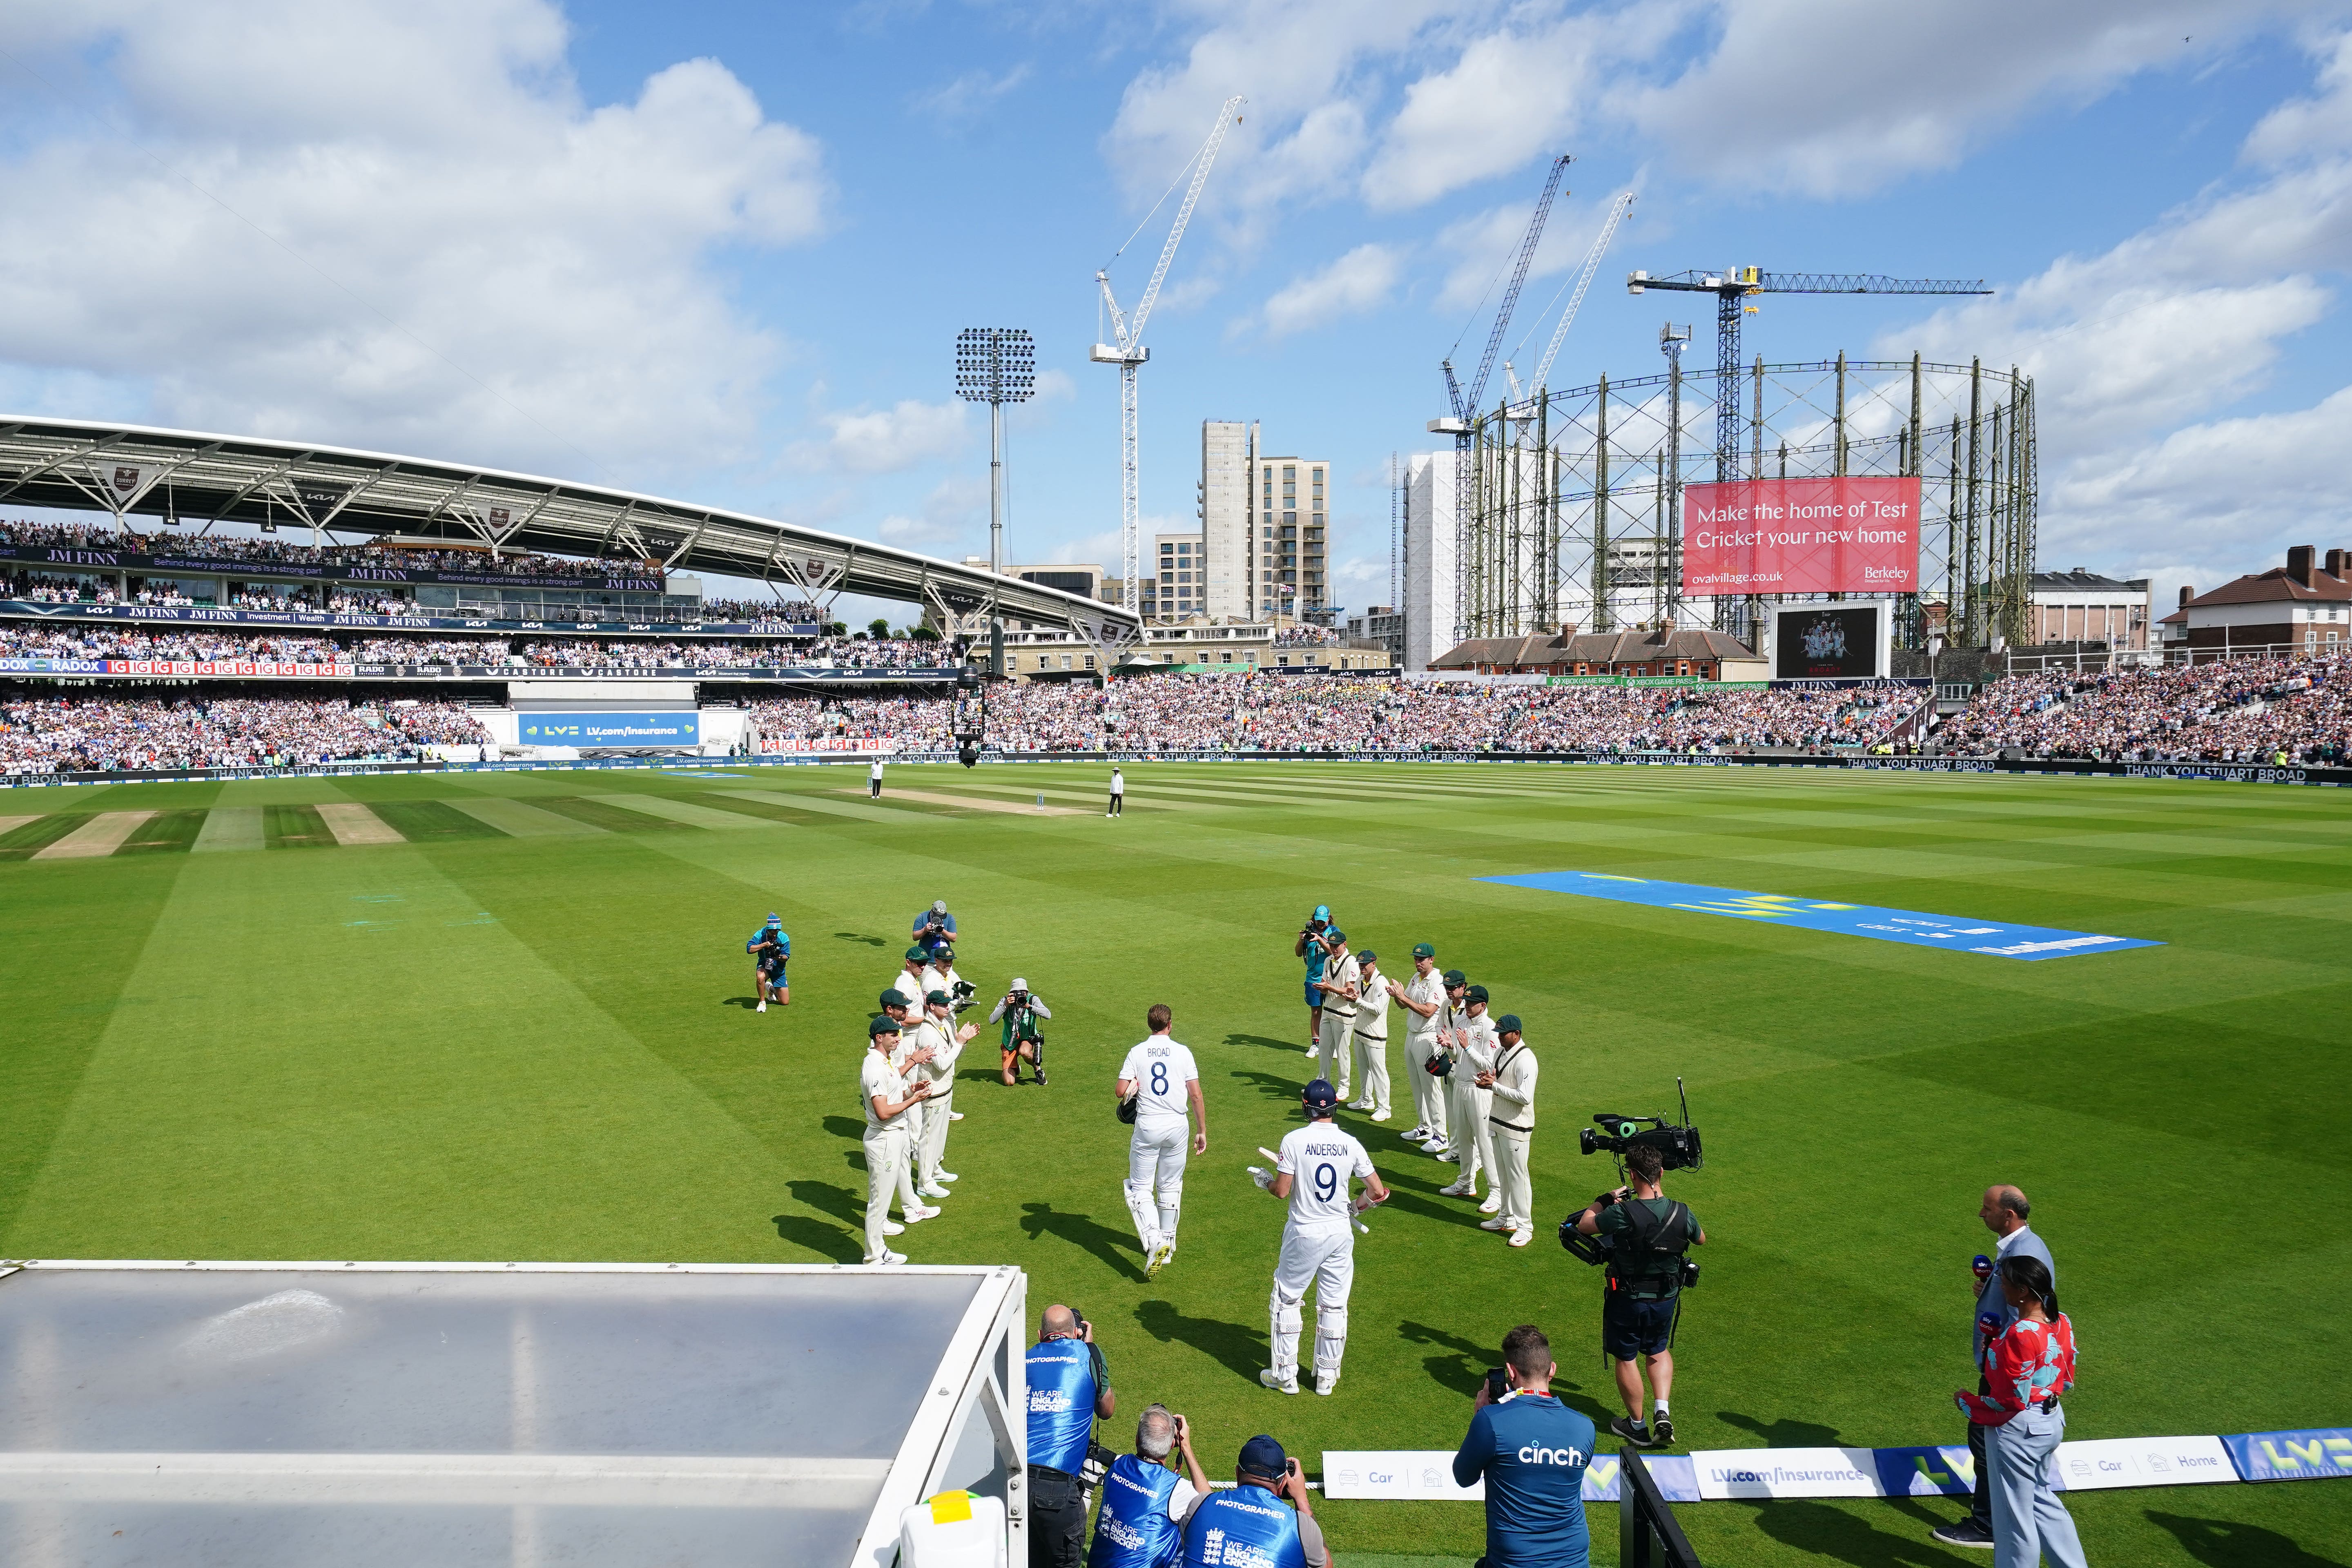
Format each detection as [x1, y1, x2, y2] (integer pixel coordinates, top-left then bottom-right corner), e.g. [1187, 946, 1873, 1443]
[1454, 1324, 1593, 1568]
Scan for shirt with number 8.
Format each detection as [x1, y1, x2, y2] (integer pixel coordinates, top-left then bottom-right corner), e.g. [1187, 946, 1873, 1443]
[1117, 1035, 1199, 1121]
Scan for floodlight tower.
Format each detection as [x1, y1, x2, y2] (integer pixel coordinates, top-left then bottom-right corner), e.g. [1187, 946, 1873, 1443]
[954, 328, 1037, 575]
[1657, 321, 1693, 627]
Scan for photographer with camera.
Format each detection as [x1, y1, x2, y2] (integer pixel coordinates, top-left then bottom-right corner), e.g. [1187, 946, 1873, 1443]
[913, 899, 959, 957]
[1570, 1143, 1704, 1449]
[1179, 1436, 1329, 1568]
[993, 978, 1053, 1086]
[1453, 1324, 1594, 1568]
[745, 912, 789, 1014]
[1088, 1405, 1209, 1568]
[1027, 1303, 1117, 1568]
[1294, 906, 1334, 1057]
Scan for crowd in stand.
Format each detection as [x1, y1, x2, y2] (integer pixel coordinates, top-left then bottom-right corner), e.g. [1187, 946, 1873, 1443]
[1940, 654, 2352, 763]
[0, 696, 488, 774]
[0, 519, 653, 581]
[1269, 625, 1344, 648]
[0, 624, 945, 670]
[742, 676, 1928, 756]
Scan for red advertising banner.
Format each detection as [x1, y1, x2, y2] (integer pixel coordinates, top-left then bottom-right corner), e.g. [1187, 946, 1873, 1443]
[1681, 476, 1921, 596]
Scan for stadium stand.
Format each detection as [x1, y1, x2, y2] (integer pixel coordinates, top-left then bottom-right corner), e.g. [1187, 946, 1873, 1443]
[0, 696, 488, 774]
[0, 625, 943, 670]
[1937, 653, 2352, 763]
[0, 519, 651, 582]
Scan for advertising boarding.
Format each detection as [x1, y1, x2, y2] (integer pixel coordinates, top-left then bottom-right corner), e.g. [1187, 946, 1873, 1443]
[517, 712, 699, 748]
[1680, 476, 1920, 596]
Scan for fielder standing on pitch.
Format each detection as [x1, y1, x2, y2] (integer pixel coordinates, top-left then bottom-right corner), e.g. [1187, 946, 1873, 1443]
[1117, 1004, 1208, 1279]
[859, 1016, 934, 1266]
[1347, 949, 1391, 1122]
[1393, 943, 1447, 1151]
[1255, 1077, 1390, 1396]
[1309, 929, 1358, 1104]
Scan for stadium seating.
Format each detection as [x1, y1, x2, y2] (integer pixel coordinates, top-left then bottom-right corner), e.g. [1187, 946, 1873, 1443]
[1941, 654, 2352, 763]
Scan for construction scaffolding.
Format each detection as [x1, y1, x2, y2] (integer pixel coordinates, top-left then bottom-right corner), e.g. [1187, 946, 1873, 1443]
[1461, 354, 2036, 650]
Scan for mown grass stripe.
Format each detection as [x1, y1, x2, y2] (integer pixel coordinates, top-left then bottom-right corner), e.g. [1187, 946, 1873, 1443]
[263, 802, 335, 849]
[587, 792, 751, 830]
[118, 809, 207, 855]
[32, 812, 153, 861]
[315, 801, 408, 846]
[444, 796, 607, 836]
[190, 805, 263, 854]
[528, 795, 695, 832]
[0, 813, 89, 861]
[366, 799, 509, 841]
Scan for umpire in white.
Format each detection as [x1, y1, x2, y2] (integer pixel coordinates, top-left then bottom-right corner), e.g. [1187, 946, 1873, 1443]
[1254, 1077, 1390, 1397]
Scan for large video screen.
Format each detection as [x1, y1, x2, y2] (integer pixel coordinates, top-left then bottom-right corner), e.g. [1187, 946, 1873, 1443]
[1681, 476, 1920, 596]
[1772, 606, 1884, 680]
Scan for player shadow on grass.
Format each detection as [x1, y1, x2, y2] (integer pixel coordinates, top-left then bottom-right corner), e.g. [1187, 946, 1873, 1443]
[771, 1181, 865, 1264]
[835, 931, 888, 946]
[1018, 1201, 1146, 1279]
[1398, 1320, 1610, 1425]
[1718, 1411, 1845, 1449]
[721, 995, 767, 1010]
[1229, 1067, 1329, 1106]
[1133, 1298, 1269, 1380]
[1734, 1498, 1957, 1568]
[2147, 1509, 2345, 1568]
[1224, 1033, 1308, 1057]
[820, 1116, 866, 1141]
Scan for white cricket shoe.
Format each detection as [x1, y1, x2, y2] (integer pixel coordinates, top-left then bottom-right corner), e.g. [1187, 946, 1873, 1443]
[1314, 1370, 1339, 1397]
[935, 1170, 960, 1181]
[756, 1001, 766, 1013]
[1346, 1100, 1373, 1112]
[919, 1183, 952, 1200]
[881, 1220, 904, 1236]
[869, 1251, 907, 1267]
[1145, 1242, 1173, 1279]
[1479, 1193, 1503, 1215]
[1479, 1216, 1510, 1231]
[1259, 1369, 1299, 1395]
[1371, 1111, 1390, 1122]
[948, 1111, 964, 1121]
[1439, 1180, 1472, 1197]
[903, 1205, 941, 1223]
[1401, 1125, 1428, 1141]
[1436, 1149, 1460, 1162]
[1508, 1228, 1532, 1248]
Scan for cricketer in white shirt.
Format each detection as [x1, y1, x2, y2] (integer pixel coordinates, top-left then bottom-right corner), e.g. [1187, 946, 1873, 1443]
[1262, 1093, 1389, 1396]
[1115, 1008, 1208, 1277]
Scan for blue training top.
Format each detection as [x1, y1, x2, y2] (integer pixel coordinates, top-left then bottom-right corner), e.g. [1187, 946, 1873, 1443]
[1452, 1392, 1593, 1568]
[1089, 1454, 1184, 1568]
[1025, 1338, 1097, 1476]
[747, 926, 789, 959]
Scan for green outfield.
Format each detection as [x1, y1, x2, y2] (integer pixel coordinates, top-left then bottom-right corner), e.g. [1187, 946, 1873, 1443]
[2, 759, 2346, 1566]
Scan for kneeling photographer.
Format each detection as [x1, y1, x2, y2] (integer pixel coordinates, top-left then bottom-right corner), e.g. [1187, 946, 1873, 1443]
[994, 979, 1053, 1086]
[1569, 1143, 1704, 1450]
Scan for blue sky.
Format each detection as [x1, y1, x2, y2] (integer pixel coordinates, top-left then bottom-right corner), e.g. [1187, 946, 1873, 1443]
[2, 0, 2350, 624]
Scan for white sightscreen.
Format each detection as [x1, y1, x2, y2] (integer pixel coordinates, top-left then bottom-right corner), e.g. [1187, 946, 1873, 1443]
[0, 1261, 1027, 1568]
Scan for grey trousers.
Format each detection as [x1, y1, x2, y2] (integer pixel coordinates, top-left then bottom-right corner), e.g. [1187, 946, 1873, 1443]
[1986, 1407, 2088, 1568]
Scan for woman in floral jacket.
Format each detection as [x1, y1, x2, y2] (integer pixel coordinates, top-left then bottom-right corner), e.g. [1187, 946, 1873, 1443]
[1955, 1254, 2085, 1568]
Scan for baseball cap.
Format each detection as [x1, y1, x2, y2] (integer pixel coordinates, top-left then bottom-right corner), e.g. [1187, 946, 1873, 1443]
[1465, 984, 1490, 1005]
[1443, 968, 1467, 987]
[1325, 928, 1346, 945]
[1495, 1013, 1523, 1035]
[879, 990, 904, 1010]
[932, 900, 947, 914]
[905, 946, 930, 962]
[1238, 1435, 1287, 1480]
[1312, 904, 1330, 921]
[1356, 949, 1376, 963]
[925, 989, 951, 1007]
[868, 1015, 900, 1037]
[1010, 977, 1028, 990]
[1302, 1077, 1339, 1113]
[1412, 942, 1436, 959]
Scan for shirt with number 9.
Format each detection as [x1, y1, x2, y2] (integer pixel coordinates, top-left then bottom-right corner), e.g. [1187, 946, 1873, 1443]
[1276, 1123, 1374, 1230]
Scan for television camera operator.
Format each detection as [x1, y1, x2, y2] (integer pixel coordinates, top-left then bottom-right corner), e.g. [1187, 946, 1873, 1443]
[994, 978, 1053, 1087]
[1568, 1142, 1704, 1450]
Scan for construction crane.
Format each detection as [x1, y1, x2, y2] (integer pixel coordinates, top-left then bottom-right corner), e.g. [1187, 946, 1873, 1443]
[1093, 95, 1245, 612]
[1505, 190, 1635, 409]
[1625, 268, 1991, 480]
[1429, 153, 1572, 639]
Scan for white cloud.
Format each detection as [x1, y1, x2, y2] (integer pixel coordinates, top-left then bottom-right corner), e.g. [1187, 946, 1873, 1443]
[809, 398, 970, 474]
[0, 0, 828, 482]
[875, 475, 985, 546]
[1623, 0, 2319, 198]
[1360, 17, 1605, 211]
[912, 64, 1031, 123]
[1253, 243, 1404, 338]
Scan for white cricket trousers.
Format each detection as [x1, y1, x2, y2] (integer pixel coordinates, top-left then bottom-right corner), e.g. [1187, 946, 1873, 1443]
[1269, 1224, 1355, 1383]
[1125, 1117, 1188, 1253]
[862, 1124, 910, 1262]
[1405, 1034, 1447, 1139]
[1492, 1127, 1533, 1234]
[919, 1088, 953, 1181]
[1447, 1080, 1494, 1188]
[1315, 1010, 1352, 1098]
[1351, 1029, 1389, 1116]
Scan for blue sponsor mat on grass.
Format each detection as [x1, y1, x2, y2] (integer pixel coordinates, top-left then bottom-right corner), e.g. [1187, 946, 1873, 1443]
[1481, 871, 2160, 961]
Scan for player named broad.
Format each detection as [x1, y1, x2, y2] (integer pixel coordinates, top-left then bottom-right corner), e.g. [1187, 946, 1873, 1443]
[1117, 1004, 1208, 1279]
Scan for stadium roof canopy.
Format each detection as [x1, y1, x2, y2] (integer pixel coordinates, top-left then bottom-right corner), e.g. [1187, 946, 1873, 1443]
[0, 416, 1140, 641]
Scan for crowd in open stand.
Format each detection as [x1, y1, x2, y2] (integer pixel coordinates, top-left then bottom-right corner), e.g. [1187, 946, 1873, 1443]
[0, 624, 949, 671]
[0, 696, 490, 774]
[1940, 654, 2352, 763]
[0, 519, 656, 581]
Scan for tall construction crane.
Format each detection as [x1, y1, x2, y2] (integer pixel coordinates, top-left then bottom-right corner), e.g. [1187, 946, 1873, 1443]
[1429, 153, 1572, 640]
[1093, 95, 1245, 612]
[1625, 268, 1991, 480]
[1505, 190, 1636, 408]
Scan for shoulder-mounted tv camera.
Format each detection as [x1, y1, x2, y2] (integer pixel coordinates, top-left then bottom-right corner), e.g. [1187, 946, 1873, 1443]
[1576, 1078, 1703, 1171]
